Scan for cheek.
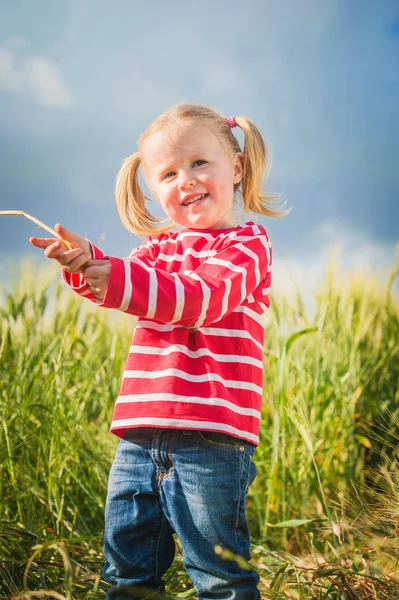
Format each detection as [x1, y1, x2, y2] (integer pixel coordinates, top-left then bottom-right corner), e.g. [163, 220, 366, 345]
[206, 166, 233, 190]
[155, 186, 172, 203]
[158, 190, 179, 214]
[213, 177, 232, 197]
[201, 172, 218, 191]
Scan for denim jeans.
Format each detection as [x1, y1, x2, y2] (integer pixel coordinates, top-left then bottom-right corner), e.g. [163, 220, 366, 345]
[103, 427, 259, 600]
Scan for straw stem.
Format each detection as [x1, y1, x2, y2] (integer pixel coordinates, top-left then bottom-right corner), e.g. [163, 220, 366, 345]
[0, 210, 73, 250]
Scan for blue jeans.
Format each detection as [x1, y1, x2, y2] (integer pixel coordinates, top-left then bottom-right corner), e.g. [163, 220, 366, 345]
[103, 427, 259, 599]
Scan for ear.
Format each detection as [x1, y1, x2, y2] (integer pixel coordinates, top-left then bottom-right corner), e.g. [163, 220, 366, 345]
[233, 152, 244, 184]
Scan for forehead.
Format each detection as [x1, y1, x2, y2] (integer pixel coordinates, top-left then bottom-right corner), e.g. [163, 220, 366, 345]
[141, 124, 228, 173]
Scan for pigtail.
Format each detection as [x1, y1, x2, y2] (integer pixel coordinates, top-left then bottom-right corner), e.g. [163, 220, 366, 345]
[115, 152, 174, 237]
[235, 116, 290, 218]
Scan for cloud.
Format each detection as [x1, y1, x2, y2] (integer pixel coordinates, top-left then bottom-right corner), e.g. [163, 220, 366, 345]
[0, 44, 72, 107]
[313, 220, 397, 270]
[272, 219, 398, 315]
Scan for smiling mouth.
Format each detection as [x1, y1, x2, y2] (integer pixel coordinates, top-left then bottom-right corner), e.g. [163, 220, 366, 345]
[182, 193, 209, 206]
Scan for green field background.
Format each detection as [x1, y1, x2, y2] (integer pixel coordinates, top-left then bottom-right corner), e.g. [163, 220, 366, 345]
[1, 255, 398, 599]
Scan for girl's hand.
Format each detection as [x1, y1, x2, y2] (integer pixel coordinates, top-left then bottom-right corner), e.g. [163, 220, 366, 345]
[83, 260, 111, 301]
[29, 223, 92, 274]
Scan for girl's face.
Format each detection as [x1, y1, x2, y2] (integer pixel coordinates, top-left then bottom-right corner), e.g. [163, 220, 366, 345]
[142, 123, 243, 230]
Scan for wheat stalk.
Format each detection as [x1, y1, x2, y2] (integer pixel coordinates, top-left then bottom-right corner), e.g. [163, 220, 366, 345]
[0, 210, 73, 250]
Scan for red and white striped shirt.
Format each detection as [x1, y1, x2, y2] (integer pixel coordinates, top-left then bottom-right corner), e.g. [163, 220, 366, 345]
[62, 220, 272, 445]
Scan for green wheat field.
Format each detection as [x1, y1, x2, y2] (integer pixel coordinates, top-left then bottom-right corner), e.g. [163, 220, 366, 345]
[1, 252, 398, 599]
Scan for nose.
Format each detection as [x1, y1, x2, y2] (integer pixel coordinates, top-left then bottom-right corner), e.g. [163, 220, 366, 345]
[177, 169, 196, 191]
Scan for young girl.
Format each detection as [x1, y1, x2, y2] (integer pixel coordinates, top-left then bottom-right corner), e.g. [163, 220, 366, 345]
[30, 104, 287, 600]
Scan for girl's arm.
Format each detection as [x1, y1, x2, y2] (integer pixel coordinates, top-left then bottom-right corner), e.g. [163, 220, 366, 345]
[95, 224, 271, 328]
[62, 237, 158, 305]
[30, 223, 107, 303]
[61, 240, 105, 301]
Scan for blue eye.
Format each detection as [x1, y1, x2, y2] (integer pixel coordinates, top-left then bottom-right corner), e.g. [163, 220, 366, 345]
[163, 160, 206, 179]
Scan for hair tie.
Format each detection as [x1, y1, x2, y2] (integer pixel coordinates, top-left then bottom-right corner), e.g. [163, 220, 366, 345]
[225, 116, 237, 129]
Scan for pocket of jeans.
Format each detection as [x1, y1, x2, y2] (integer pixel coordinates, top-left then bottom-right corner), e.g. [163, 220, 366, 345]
[196, 430, 243, 449]
[246, 454, 257, 490]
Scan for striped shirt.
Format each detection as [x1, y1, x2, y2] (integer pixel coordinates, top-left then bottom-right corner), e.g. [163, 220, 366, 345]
[62, 220, 272, 445]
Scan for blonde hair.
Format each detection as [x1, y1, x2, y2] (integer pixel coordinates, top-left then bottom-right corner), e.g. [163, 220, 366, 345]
[115, 103, 289, 236]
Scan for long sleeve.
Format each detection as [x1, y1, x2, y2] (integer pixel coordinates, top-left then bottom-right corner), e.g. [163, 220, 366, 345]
[61, 237, 158, 304]
[97, 226, 271, 328]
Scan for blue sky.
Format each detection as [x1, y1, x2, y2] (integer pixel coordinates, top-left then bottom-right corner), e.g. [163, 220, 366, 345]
[0, 0, 398, 297]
